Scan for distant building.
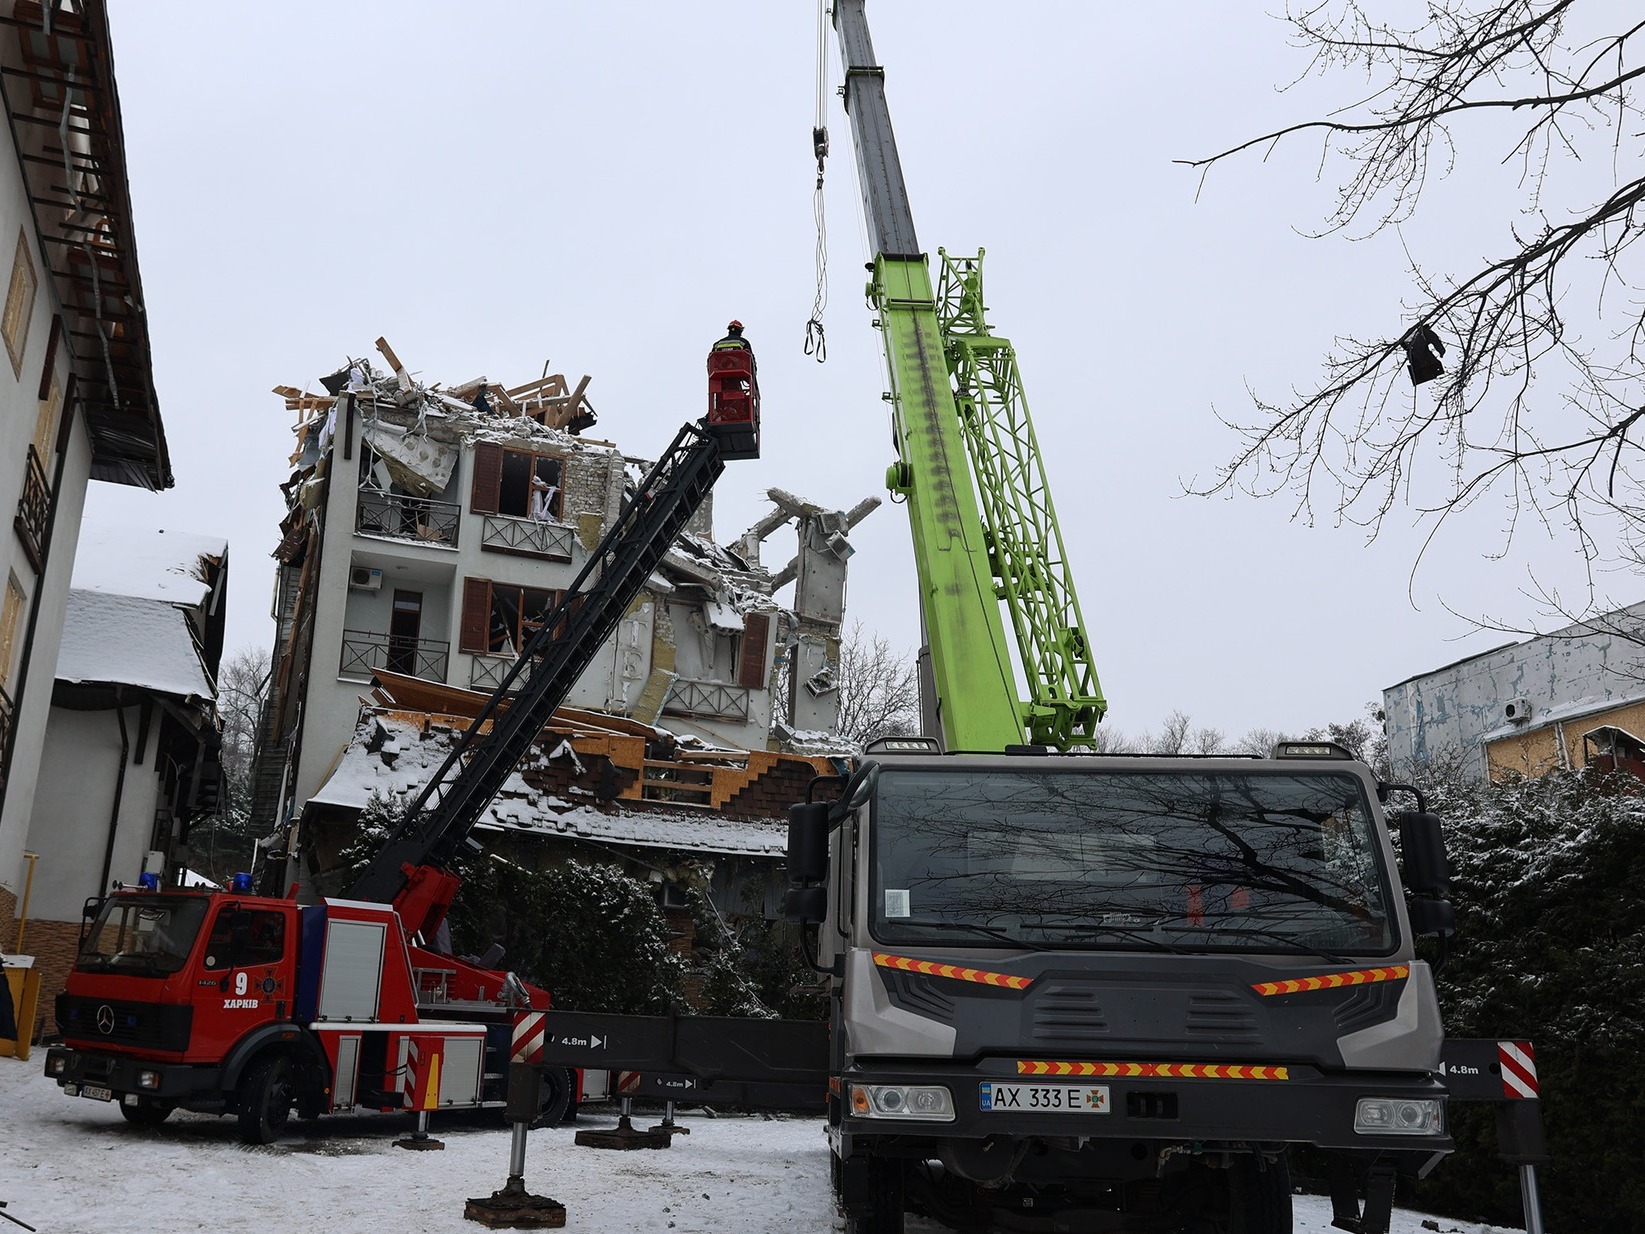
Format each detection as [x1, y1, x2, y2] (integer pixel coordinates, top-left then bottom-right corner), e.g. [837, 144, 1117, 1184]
[24, 525, 226, 1037]
[0, 3, 172, 951]
[1382, 601, 1645, 780]
[255, 348, 870, 910]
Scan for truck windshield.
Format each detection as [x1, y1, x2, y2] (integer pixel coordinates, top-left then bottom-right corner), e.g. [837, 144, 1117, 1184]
[871, 768, 1395, 956]
[77, 895, 210, 976]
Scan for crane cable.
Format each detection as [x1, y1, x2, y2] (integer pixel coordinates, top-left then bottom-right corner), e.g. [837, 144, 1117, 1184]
[804, 0, 830, 363]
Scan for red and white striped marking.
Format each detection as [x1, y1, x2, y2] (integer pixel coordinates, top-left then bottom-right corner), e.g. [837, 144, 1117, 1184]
[618, 1070, 642, 1095]
[511, 1012, 547, 1064]
[1498, 1040, 1538, 1099]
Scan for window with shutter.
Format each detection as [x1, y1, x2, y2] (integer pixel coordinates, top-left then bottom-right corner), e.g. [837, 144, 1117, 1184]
[470, 442, 503, 513]
[460, 577, 491, 654]
[738, 612, 772, 688]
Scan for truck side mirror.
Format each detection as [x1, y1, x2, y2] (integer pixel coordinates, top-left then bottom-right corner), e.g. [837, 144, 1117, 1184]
[1407, 898, 1455, 939]
[786, 801, 830, 887]
[1395, 811, 1451, 897]
[782, 885, 828, 925]
[783, 801, 832, 925]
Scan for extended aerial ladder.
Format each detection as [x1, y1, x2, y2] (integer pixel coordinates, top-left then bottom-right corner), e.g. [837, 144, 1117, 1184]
[345, 372, 759, 937]
[832, 0, 1103, 751]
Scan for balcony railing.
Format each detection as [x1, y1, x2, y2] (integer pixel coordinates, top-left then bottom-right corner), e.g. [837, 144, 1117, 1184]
[469, 652, 538, 694]
[340, 629, 450, 682]
[355, 490, 461, 548]
[481, 514, 575, 562]
[14, 445, 49, 572]
[663, 678, 752, 723]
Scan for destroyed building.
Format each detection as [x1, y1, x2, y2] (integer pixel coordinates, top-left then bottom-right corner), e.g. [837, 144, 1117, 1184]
[251, 341, 872, 920]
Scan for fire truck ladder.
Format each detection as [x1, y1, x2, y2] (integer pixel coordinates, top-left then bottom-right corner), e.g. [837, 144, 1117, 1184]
[345, 420, 730, 906]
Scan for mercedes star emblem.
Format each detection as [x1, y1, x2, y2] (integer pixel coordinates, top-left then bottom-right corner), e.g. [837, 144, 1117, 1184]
[96, 1004, 115, 1035]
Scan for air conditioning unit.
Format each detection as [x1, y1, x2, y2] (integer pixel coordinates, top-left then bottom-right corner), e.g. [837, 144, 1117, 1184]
[1504, 696, 1532, 724]
[349, 566, 383, 591]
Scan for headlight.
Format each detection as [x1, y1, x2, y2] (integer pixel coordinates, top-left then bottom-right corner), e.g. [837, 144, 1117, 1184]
[137, 1070, 160, 1090]
[49, 1056, 67, 1075]
[1354, 1097, 1443, 1136]
[849, 1084, 954, 1121]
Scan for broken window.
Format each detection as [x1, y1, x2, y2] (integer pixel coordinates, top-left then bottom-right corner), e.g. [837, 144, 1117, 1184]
[460, 577, 563, 657]
[3, 228, 34, 377]
[471, 442, 564, 521]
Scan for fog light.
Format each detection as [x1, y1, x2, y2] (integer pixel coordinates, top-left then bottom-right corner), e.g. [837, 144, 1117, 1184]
[1355, 1097, 1443, 1136]
[848, 1084, 954, 1121]
[137, 1070, 160, 1090]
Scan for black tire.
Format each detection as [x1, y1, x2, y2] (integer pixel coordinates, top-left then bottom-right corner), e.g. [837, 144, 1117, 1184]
[842, 1155, 905, 1234]
[1231, 1153, 1292, 1234]
[118, 1098, 172, 1126]
[530, 1067, 575, 1128]
[237, 1055, 294, 1145]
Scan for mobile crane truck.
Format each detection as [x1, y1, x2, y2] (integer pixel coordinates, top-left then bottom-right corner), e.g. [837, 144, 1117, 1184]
[777, 5, 1459, 1232]
[42, 348, 759, 1143]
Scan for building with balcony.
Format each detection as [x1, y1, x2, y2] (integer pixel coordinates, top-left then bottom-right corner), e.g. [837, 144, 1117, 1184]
[253, 346, 868, 902]
[0, 2, 173, 951]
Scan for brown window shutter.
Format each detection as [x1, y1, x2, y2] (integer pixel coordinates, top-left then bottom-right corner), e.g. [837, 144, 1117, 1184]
[460, 577, 492, 653]
[470, 442, 502, 513]
[738, 612, 772, 688]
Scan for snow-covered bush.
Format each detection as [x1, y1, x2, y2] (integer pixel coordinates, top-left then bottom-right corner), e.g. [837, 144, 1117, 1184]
[449, 857, 685, 1015]
[1411, 766, 1645, 1232]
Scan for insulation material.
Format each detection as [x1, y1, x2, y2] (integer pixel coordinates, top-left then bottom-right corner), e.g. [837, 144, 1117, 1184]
[360, 422, 458, 497]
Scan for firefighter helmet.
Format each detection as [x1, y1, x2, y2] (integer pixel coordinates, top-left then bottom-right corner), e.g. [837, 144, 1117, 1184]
[727, 320, 744, 335]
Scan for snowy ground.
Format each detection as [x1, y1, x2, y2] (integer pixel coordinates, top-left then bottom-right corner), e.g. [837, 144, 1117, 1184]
[0, 1060, 1518, 1234]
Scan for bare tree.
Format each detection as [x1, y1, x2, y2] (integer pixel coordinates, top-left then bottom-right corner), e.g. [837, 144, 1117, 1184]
[218, 645, 270, 780]
[195, 645, 270, 881]
[1183, 4, 1645, 582]
[832, 621, 920, 746]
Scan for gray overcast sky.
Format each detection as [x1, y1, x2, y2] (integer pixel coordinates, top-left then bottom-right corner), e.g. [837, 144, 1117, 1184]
[84, 1, 1617, 742]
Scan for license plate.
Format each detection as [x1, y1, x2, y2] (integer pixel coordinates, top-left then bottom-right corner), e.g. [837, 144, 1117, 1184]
[80, 1084, 113, 1103]
[980, 1081, 1109, 1113]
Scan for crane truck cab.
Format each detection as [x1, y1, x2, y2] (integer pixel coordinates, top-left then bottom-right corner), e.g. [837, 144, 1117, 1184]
[786, 738, 1454, 1234]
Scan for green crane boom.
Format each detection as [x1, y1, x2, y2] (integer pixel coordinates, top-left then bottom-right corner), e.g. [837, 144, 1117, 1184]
[833, 0, 1105, 750]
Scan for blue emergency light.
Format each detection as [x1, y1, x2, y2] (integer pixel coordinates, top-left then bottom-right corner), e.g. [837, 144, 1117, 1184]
[231, 872, 255, 893]
[137, 872, 160, 891]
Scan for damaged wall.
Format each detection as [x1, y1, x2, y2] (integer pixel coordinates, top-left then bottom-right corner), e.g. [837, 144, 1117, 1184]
[256, 343, 826, 892]
[1382, 600, 1645, 779]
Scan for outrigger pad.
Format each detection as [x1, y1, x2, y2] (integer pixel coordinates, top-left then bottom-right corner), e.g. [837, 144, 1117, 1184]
[573, 1114, 672, 1150]
[463, 1189, 566, 1229]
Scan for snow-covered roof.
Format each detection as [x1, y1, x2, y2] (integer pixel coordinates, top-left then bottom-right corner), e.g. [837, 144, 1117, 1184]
[70, 525, 226, 607]
[56, 590, 214, 699]
[307, 712, 788, 857]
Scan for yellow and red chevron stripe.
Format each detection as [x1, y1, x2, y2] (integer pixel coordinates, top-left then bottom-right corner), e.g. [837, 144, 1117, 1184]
[1252, 965, 1408, 997]
[873, 952, 1033, 990]
[1016, 1059, 1289, 1081]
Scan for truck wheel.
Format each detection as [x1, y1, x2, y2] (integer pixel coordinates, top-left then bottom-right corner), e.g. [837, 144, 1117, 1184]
[1231, 1153, 1292, 1234]
[237, 1055, 294, 1145]
[843, 1156, 905, 1234]
[530, 1067, 574, 1128]
[118, 1099, 172, 1127]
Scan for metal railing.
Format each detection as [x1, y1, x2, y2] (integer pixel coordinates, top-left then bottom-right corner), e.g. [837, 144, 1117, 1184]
[14, 445, 49, 572]
[469, 653, 538, 694]
[355, 490, 461, 548]
[480, 514, 575, 561]
[339, 629, 450, 682]
[663, 678, 752, 723]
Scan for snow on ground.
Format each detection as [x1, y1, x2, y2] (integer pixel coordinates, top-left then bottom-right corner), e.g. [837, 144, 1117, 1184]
[0, 1060, 1518, 1234]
